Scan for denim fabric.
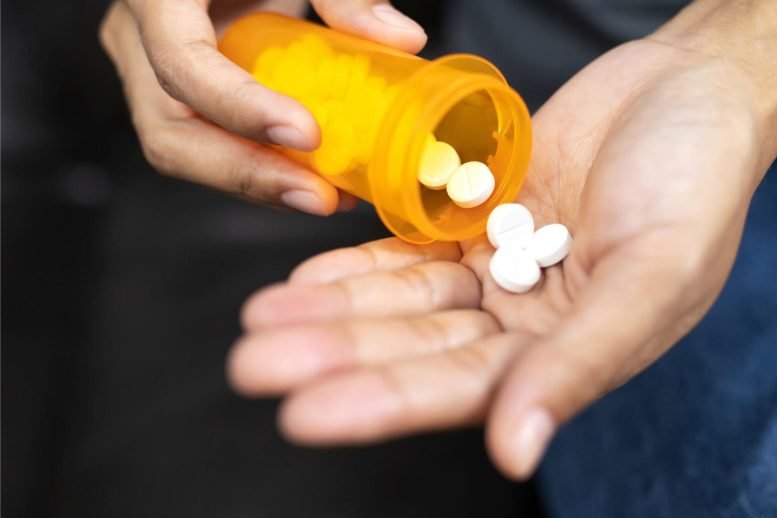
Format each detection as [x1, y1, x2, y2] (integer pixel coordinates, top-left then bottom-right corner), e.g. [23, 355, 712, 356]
[539, 163, 777, 517]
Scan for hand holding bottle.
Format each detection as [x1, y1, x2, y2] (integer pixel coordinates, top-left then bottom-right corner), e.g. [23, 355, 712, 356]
[99, 0, 426, 214]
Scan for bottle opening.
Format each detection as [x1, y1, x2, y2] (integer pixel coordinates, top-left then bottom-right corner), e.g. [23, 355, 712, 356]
[371, 55, 531, 244]
[421, 88, 501, 232]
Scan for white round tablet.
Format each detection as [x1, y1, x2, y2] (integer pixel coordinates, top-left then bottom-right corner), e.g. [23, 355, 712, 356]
[446, 161, 495, 208]
[527, 224, 572, 267]
[487, 203, 534, 249]
[417, 140, 461, 190]
[489, 245, 541, 293]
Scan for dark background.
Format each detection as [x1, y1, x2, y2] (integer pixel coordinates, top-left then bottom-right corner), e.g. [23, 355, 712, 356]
[11, 1, 775, 517]
[2, 2, 544, 517]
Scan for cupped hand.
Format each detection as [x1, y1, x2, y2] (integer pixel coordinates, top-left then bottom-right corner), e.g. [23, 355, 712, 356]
[99, 0, 426, 214]
[230, 29, 777, 477]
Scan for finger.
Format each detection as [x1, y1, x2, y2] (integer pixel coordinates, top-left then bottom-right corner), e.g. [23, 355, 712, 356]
[210, 0, 307, 33]
[229, 310, 500, 395]
[103, 1, 339, 212]
[311, 0, 427, 54]
[241, 261, 481, 329]
[126, 0, 319, 148]
[290, 238, 462, 285]
[486, 237, 720, 480]
[278, 333, 529, 444]
[144, 117, 340, 212]
[335, 191, 359, 212]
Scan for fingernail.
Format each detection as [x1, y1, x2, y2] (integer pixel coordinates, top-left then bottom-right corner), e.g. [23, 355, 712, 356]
[281, 190, 328, 215]
[265, 125, 312, 150]
[372, 3, 425, 33]
[512, 408, 555, 478]
[336, 193, 359, 213]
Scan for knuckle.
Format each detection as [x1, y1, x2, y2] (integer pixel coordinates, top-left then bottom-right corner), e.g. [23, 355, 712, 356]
[147, 48, 180, 99]
[239, 290, 264, 330]
[225, 78, 266, 131]
[395, 266, 441, 308]
[448, 346, 495, 382]
[225, 149, 262, 199]
[411, 316, 453, 352]
[98, 2, 125, 57]
[142, 34, 190, 101]
[136, 125, 174, 175]
[472, 311, 502, 336]
[155, 71, 178, 99]
[355, 244, 380, 272]
[231, 167, 257, 198]
[441, 263, 481, 305]
[374, 367, 417, 419]
[97, 8, 114, 51]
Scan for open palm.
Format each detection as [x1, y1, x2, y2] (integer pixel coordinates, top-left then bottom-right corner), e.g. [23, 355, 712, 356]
[231, 38, 774, 478]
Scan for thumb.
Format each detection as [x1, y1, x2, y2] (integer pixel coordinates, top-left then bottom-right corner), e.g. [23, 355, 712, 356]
[311, 0, 427, 54]
[485, 237, 720, 480]
[126, 0, 319, 150]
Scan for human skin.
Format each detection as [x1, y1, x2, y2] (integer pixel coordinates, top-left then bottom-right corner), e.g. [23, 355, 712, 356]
[231, 0, 777, 479]
[99, 0, 427, 214]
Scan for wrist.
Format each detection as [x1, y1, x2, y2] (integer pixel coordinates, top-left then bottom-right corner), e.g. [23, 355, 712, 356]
[651, 0, 777, 158]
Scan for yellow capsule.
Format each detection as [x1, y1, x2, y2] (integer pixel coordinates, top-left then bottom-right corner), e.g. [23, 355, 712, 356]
[355, 123, 379, 165]
[253, 47, 284, 73]
[317, 58, 336, 99]
[344, 84, 384, 128]
[308, 101, 330, 128]
[252, 68, 271, 87]
[322, 99, 345, 121]
[349, 54, 371, 88]
[286, 40, 316, 70]
[384, 85, 400, 102]
[330, 53, 353, 100]
[272, 58, 316, 98]
[296, 95, 315, 111]
[365, 75, 387, 93]
[361, 76, 389, 127]
[252, 46, 284, 85]
[312, 118, 354, 175]
[298, 34, 335, 62]
[344, 83, 370, 124]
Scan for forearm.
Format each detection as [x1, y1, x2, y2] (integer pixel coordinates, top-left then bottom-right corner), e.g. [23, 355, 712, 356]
[651, 0, 777, 162]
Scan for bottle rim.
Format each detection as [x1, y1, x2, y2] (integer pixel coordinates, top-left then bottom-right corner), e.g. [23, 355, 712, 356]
[369, 54, 532, 243]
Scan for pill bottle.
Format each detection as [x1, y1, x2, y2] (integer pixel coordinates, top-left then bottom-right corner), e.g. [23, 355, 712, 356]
[219, 13, 531, 244]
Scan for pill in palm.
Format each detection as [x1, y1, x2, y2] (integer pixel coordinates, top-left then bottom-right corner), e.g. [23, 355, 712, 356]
[489, 245, 542, 293]
[487, 203, 534, 249]
[446, 161, 495, 208]
[527, 223, 572, 267]
[418, 140, 461, 190]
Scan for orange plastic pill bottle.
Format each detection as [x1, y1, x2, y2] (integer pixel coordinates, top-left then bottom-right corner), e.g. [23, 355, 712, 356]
[219, 13, 531, 244]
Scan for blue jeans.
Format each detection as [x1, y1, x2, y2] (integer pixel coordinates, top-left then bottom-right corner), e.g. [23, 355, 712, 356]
[539, 163, 777, 517]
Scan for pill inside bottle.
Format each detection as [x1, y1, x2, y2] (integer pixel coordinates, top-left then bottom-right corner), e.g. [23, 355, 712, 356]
[220, 13, 532, 243]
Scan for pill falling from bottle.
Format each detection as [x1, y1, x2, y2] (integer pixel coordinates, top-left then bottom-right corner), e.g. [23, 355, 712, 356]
[487, 203, 534, 249]
[487, 203, 572, 293]
[489, 245, 542, 294]
[527, 223, 572, 268]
